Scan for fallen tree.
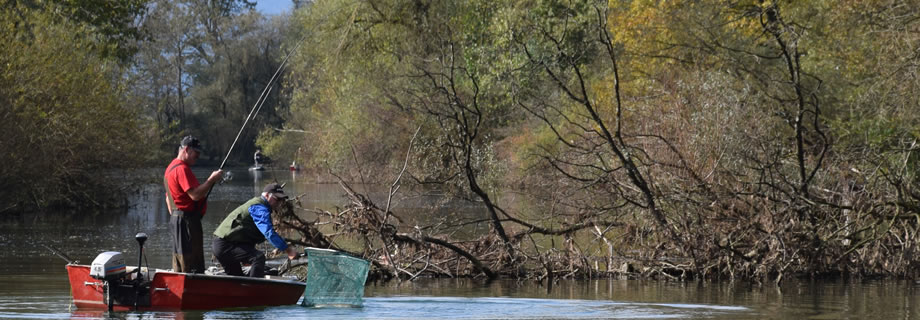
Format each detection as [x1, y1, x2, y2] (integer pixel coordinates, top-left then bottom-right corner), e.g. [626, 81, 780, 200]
[273, 178, 695, 283]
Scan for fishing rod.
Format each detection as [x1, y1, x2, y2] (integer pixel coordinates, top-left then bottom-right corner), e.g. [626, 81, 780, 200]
[205, 32, 310, 198]
[215, 2, 358, 172]
[205, 2, 357, 197]
[41, 243, 75, 264]
[220, 84, 273, 173]
[218, 39, 306, 171]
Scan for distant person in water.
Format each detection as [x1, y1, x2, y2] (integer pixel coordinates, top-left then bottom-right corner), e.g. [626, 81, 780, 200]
[254, 149, 263, 167]
[212, 183, 297, 277]
[164, 135, 224, 273]
[254, 148, 272, 168]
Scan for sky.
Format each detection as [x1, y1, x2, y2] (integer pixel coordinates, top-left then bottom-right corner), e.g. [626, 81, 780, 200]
[255, 0, 294, 15]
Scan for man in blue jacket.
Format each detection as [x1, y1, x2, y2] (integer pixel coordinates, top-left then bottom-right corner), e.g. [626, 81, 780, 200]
[212, 183, 297, 277]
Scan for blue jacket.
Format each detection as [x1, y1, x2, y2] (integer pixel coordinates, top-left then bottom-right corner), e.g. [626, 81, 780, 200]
[213, 196, 288, 250]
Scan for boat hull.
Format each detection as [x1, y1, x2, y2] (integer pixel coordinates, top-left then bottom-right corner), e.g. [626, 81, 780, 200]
[67, 264, 305, 310]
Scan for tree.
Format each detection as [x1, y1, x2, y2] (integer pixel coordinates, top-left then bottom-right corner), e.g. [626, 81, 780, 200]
[277, 0, 920, 282]
[2, 0, 148, 61]
[128, 0, 284, 162]
[0, 4, 146, 212]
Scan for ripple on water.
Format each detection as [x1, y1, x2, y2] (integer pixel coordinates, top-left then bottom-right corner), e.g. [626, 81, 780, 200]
[285, 296, 753, 319]
[0, 295, 753, 320]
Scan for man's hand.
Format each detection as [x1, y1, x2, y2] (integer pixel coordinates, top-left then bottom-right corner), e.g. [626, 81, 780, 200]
[207, 169, 224, 183]
[272, 247, 298, 259]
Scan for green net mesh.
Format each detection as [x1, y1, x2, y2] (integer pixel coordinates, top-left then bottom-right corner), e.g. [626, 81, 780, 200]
[301, 247, 370, 307]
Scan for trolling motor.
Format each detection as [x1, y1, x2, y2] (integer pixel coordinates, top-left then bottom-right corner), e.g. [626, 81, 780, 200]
[135, 233, 147, 280]
[88, 233, 152, 311]
[133, 233, 148, 310]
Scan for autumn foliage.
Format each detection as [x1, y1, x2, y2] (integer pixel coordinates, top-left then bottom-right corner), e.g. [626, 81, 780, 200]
[271, 0, 920, 283]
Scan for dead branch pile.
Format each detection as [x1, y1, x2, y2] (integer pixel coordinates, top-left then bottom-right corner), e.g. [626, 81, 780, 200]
[272, 179, 691, 282]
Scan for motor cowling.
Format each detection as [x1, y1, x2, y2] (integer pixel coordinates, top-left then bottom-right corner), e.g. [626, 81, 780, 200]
[90, 251, 151, 310]
[89, 251, 126, 281]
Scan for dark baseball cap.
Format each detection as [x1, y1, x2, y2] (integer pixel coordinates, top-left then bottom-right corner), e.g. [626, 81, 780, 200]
[180, 135, 202, 152]
[263, 183, 288, 199]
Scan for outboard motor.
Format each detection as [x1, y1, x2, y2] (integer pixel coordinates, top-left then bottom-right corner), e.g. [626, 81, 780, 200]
[88, 233, 152, 311]
[90, 252, 126, 281]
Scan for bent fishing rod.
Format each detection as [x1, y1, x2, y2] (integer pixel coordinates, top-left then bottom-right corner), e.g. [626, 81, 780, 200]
[219, 40, 306, 171]
[203, 2, 356, 199]
[205, 33, 309, 198]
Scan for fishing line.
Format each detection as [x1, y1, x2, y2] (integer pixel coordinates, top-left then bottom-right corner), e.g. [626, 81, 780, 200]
[217, 39, 304, 171]
[251, 85, 279, 184]
[206, 28, 308, 198]
[206, 2, 358, 198]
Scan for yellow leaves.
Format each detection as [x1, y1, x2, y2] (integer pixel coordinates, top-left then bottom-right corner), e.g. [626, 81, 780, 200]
[606, 0, 666, 50]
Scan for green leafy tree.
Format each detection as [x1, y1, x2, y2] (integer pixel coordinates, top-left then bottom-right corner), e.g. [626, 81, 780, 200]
[2, 0, 148, 61]
[128, 0, 283, 162]
[0, 5, 146, 212]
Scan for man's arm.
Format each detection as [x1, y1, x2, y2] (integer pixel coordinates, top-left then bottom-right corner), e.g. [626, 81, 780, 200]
[164, 193, 174, 212]
[250, 204, 288, 250]
[187, 170, 223, 201]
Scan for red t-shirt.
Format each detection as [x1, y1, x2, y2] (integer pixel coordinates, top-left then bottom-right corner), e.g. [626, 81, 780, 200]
[164, 158, 207, 216]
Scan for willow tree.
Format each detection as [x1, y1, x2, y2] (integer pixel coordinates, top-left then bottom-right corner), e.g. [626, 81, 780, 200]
[811, 0, 920, 278]
[282, 0, 642, 279]
[631, 0, 920, 280]
[275, 0, 920, 282]
[0, 4, 146, 212]
[280, 0, 524, 274]
[128, 0, 282, 161]
[508, 0, 920, 281]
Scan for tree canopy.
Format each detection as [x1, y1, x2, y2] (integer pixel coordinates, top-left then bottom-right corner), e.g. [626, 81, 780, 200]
[0, 2, 146, 211]
[273, 0, 920, 281]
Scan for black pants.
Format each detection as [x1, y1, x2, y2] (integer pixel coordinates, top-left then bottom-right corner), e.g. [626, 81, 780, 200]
[170, 211, 204, 273]
[212, 237, 266, 278]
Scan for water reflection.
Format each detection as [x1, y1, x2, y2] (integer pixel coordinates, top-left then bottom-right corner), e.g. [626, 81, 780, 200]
[251, 168, 262, 195]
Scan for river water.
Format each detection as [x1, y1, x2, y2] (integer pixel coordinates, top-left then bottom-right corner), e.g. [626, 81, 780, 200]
[1, 168, 919, 319]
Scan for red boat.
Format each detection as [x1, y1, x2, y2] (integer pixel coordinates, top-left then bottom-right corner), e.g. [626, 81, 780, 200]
[65, 233, 306, 311]
[66, 264, 305, 311]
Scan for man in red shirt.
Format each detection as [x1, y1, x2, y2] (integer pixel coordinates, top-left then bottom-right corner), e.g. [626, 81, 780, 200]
[164, 135, 223, 273]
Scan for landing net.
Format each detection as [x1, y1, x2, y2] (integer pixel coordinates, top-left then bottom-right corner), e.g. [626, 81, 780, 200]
[301, 247, 370, 307]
